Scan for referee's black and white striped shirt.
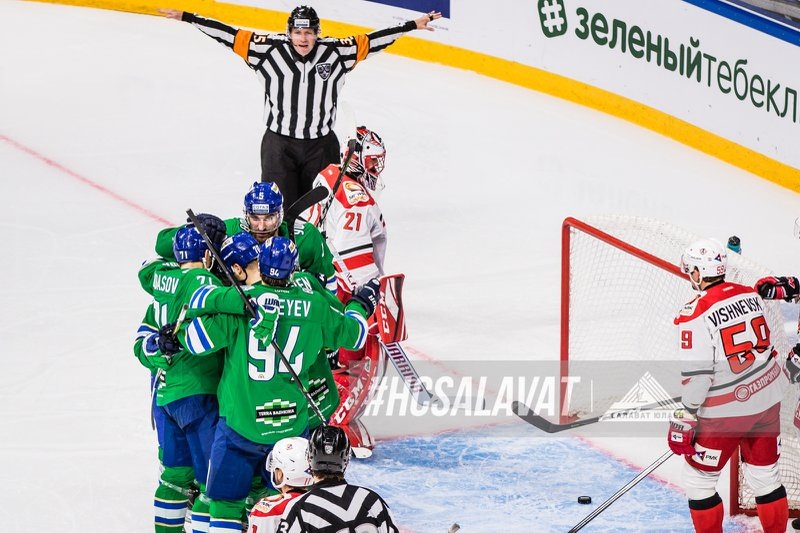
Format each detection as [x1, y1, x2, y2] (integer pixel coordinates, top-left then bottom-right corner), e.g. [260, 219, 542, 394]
[278, 479, 400, 532]
[182, 13, 417, 140]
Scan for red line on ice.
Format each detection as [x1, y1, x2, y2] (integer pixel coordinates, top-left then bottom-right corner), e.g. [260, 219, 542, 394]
[1, 134, 173, 226]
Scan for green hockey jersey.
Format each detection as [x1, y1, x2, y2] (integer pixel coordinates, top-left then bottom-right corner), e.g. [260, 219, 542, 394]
[133, 259, 224, 406]
[180, 280, 367, 444]
[154, 218, 336, 291]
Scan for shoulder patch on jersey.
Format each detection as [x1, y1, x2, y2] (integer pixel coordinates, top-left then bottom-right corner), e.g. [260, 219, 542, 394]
[342, 180, 370, 205]
[674, 295, 701, 323]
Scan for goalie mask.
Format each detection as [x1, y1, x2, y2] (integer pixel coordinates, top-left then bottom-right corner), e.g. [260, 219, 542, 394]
[243, 182, 284, 241]
[266, 437, 313, 489]
[680, 238, 727, 283]
[345, 126, 386, 192]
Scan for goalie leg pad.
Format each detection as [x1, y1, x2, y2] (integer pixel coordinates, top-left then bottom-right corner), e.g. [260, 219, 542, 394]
[331, 335, 385, 427]
[340, 419, 375, 451]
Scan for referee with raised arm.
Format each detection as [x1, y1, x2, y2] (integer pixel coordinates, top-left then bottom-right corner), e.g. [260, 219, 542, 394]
[161, 5, 442, 207]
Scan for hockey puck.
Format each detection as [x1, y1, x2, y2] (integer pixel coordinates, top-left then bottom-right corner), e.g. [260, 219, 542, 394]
[577, 496, 592, 504]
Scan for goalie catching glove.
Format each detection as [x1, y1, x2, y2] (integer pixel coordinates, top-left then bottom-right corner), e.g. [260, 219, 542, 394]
[667, 408, 697, 456]
[755, 276, 800, 302]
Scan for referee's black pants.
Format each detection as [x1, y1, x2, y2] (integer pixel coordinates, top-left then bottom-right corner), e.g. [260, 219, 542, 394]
[260, 129, 340, 209]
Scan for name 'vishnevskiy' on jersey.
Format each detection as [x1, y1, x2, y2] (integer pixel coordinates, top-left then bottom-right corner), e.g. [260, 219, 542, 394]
[706, 295, 764, 328]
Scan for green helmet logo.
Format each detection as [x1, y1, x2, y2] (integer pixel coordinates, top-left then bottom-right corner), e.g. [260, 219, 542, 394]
[538, 0, 568, 38]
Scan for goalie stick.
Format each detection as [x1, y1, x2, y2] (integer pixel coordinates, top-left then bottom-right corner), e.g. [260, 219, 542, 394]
[317, 138, 359, 228]
[513, 396, 681, 433]
[186, 208, 328, 425]
[376, 274, 439, 406]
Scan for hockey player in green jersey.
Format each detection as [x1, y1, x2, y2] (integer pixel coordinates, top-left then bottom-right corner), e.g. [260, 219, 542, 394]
[133, 225, 225, 533]
[153, 182, 337, 292]
[179, 232, 380, 533]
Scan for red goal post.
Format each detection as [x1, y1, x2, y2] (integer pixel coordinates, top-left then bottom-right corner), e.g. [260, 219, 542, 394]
[559, 215, 797, 517]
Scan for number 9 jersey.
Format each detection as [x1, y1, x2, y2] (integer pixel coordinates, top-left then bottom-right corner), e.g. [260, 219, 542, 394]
[675, 281, 788, 419]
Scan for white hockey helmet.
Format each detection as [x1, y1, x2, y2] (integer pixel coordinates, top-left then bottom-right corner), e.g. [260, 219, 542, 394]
[680, 238, 727, 280]
[266, 437, 313, 489]
[344, 126, 386, 192]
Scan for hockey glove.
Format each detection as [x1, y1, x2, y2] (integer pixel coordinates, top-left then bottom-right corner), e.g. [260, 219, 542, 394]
[250, 297, 280, 342]
[188, 213, 227, 248]
[157, 323, 183, 356]
[755, 276, 800, 302]
[326, 349, 340, 369]
[351, 278, 381, 317]
[143, 333, 172, 370]
[787, 344, 800, 384]
[667, 409, 697, 456]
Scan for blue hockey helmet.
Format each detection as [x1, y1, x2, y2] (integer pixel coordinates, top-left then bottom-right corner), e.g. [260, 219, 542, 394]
[173, 226, 208, 263]
[244, 182, 284, 217]
[259, 236, 298, 280]
[221, 232, 261, 270]
[243, 182, 284, 240]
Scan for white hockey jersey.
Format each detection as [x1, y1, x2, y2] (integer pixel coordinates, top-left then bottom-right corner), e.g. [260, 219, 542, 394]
[303, 165, 387, 294]
[246, 491, 304, 533]
[674, 281, 788, 419]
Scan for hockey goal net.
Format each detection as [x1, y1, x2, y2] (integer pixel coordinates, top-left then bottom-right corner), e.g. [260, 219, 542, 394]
[559, 215, 798, 516]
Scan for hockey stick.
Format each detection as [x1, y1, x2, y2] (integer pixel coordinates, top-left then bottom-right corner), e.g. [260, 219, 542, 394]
[284, 185, 328, 242]
[318, 138, 359, 228]
[186, 209, 327, 425]
[380, 340, 436, 406]
[567, 450, 674, 532]
[513, 396, 682, 433]
[150, 303, 189, 430]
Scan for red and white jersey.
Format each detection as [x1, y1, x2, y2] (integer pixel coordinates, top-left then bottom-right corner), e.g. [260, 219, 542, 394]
[303, 165, 387, 294]
[246, 491, 304, 533]
[674, 281, 788, 419]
